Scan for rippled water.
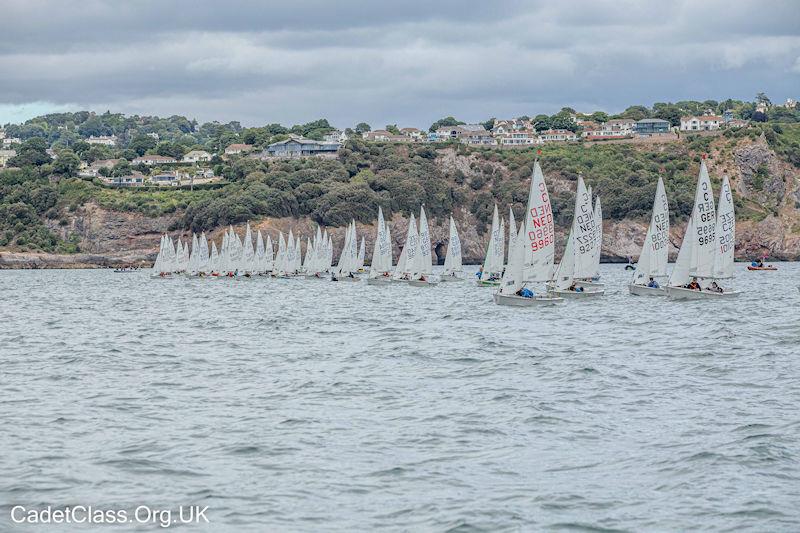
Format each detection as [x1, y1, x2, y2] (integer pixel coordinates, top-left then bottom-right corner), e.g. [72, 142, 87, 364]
[1, 264, 799, 532]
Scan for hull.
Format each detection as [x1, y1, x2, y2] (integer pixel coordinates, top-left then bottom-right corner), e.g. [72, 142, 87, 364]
[666, 286, 741, 300]
[747, 266, 777, 271]
[367, 276, 393, 286]
[550, 288, 605, 299]
[408, 279, 438, 287]
[493, 293, 564, 306]
[476, 279, 501, 287]
[624, 264, 636, 270]
[304, 273, 329, 280]
[331, 275, 360, 282]
[575, 280, 605, 289]
[628, 283, 666, 296]
[439, 274, 463, 282]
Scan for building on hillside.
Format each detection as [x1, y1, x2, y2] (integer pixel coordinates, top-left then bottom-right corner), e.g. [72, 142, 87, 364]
[723, 109, 734, 123]
[755, 102, 769, 114]
[538, 129, 578, 142]
[2, 137, 21, 147]
[435, 124, 487, 141]
[783, 98, 797, 109]
[104, 173, 145, 187]
[492, 119, 534, 135]
[86, 135, 118, 146]
[265, 134, 341, 158]
[133, 155, 178, 166]
[224, 143, 254, 155]
[680, 115, 722, 131]
[495, 129, 538, 146]
[182, 150, 212, 163]
[459, 130, 497, 146]
[362, 130, 409, 142]
[606, 119, 636, 135]
[399, 127, 425, 141]
[323, 130, 348, 143]
[146, 132, 160, 140]
[726, 119, 749, 128]
[0, 150, 16, 167]
[149, 172, 180, 186]
[582, 125, 631, 140]
[79, 158, 120, 177]
[634, 118, 670, 136]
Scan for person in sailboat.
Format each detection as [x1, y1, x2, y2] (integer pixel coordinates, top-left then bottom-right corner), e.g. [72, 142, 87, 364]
[419, 274, 427, 282]
[752, 257, 764, 268]
[476, 266, 484, 279]
[647, 277, 660, 289]
[686, 277, 701, 291]
[567, 282, 584, 293]
[708, 281, 723, 293]
[515, 287, 534, 298]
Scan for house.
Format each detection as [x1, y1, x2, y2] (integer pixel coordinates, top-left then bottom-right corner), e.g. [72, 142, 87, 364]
[755, 102, 769, 114]
[149, 172, 180, 186]
[224, 143, 254, 155]
[2, 137, 21, 147]
[0, 149, 16, 167]
[323, 130, 348, 143]
[634, 119, 670, 136]
[723, 109, 734, 123]
[133, 155, 177, 166]
[265, 134, 341, 158]
[605, 119, 636, 135]
[680, 115, 722, 131]
[538, 129, 578, 142]
[182, 150, 212, 163]
[79, 158, 120, 177]
[146, 132, 160, 140]
[104, 173, 145, 187]
[362, 130, 408, 142]
[400, 127, 425, 141]
[726, 119, 749, 129]
[435, 124, 487, 140]
[495, 129, 538, 146]
[784, 98, 797, 109]
[459, 130, 496, 146]
[86, 135, 118, 146]
[492, 119, 534, 135]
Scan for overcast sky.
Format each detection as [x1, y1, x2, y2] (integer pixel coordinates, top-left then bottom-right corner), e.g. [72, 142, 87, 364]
[1, 0, 798, 128]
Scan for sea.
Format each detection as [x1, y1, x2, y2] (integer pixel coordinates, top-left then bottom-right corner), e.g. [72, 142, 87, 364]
[1, 264, 799, 532]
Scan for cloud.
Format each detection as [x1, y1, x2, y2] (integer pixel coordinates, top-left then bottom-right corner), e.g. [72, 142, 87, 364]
[0, 0, 798, 127]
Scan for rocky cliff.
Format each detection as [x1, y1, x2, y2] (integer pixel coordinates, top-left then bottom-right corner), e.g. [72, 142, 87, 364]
[2, 134, 799, 268]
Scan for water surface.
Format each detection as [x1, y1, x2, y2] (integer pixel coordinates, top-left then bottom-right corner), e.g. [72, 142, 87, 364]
[1, 264, 799, 531]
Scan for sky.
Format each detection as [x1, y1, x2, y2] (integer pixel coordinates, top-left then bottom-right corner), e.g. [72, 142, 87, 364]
[0, 0, 798, 129]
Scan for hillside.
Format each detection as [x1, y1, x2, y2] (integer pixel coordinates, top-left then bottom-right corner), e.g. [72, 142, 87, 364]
[1, 124, 799, 267]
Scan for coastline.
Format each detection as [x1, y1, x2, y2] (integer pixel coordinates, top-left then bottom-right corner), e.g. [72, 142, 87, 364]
[0, 251, 153, 270]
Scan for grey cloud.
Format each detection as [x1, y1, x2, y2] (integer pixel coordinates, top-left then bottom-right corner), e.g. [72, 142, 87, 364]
[0, 1, 798, 127]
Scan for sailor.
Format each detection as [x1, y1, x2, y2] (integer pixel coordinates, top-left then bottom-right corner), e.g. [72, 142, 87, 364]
[647, 277, 660, 289]
[686, 277, 701, 290]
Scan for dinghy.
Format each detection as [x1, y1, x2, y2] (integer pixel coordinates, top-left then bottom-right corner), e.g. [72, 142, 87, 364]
[409, 206, 438, 286]
[495, 161, 563, 305]
[332, 221, 360, 281]
[575, 195, 604, 289]
[440, 216, 463, 282]
[393, 214, 417, 283]
[629, 177, 670, 296]
[747, 265, 777, 271]
[550, 176, 604, 298]
[476, 204, 504, 286]
[367, 207, 394, 285]
[667, 162, 739, 299]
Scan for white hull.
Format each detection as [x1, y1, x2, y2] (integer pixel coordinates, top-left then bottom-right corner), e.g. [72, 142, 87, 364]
[408, 279, 438, 287]
[476, 279, 501, 287]
[628, 284, 666, 296]
[367, 276, 393, 286]
[575, 280, 604, 289]
[549, 288, 605, 299]
[439, 273, 463, 282]
[666, 286, 740, 300]
[493, 293, 564, 306]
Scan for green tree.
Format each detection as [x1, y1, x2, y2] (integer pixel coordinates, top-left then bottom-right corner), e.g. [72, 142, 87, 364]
[429, 116, 465, 132]
[8, 138, 52, 167]
[385, 124, 400, 135]
[129, 135, 157, 156]
[756, 92, 772, 107]
[620, 105, 651, 121]
[52, 149, 80, 177]
[355, 122, 371, 134]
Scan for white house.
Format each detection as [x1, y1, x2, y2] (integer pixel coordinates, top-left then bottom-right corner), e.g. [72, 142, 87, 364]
[323, 130, 348, 143]
[400, 127, 425, 141]
[86, 135, 118, 146]
[0, 149, 16, 167]
[133, 155, 177, 166]
[182, 150, 212, 163]
[495, 130, 539, 145]
[538, 129, 578, 142]
[680, 115, 722, 131]
[224, 143, 254, 155]
[2, 137, 22, 147]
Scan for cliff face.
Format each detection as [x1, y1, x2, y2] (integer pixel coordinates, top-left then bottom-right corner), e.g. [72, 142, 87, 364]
[2, 135, 799, 268]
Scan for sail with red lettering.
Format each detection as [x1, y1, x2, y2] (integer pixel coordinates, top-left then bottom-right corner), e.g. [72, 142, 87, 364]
[523, 161, 555, 282]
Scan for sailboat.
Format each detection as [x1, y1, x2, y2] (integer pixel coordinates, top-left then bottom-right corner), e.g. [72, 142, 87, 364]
[409, 206, 437, 286]
[575, 195, 604, 289]
[667, 161, 739, 299]
[495, 161, 563, 305]
[629, 177, 670, 295]
[550, 176, 604, 298]
[332, 221, 360, 281]
[393, 213, 417, 282]
[476, 204, 504, 286]
[368, 207, 393, 285]
[356, 236, 366, 273]
[440, 216, 463, 281]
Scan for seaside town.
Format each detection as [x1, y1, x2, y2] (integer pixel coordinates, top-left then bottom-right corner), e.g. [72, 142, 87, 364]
[0, 95, 795, 189]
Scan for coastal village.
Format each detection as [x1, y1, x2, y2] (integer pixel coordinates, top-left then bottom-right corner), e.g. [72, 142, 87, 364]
[0, 96, 795, 190]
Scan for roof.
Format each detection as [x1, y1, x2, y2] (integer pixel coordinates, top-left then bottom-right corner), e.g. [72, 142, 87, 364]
[682, 115, 722, 121]
[637, 118, 670, 123]
[225, 143, 254, 151]
[400, 127, 421, 132]
[184, 150, 211, 156]
[607, 118, 634, 124]
[268, 134, 339, 147]
[134, 155, 176, 161]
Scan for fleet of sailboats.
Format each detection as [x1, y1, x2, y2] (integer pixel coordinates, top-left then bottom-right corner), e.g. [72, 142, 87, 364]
[150, 157, 740, 302]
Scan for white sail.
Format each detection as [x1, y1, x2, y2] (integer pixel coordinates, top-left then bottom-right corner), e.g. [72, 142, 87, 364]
[199, 232, 209, 273]
[264, 234, 274, 272]
[591, 196, 603, 278]
[479, 204, 503, 280]
[523, 161, 556, 282]
[669, 216, 696, 287]
[507, 207, 517, 265]
[187, 233, 199, 273]
[370, 207, 393, 276]
[335, 224, 352, 275]
[633, 177, 670, 285]
[356, 236, 366, 270]
[242, 223, 255, 273]
[498, 223, 527, 295]
[554, 230, 575, 290]
[443, 216, 463, 275]
[393, 214, 417, 279]
[712, 175, 735, 279]
[303, 237, 314, 272]
[572, 176, 598, 279]
[209, 241, 220, 273]
[275, 232, 287, 274]
[417, 206, 433, 276]
[689, 161, 717, 279]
